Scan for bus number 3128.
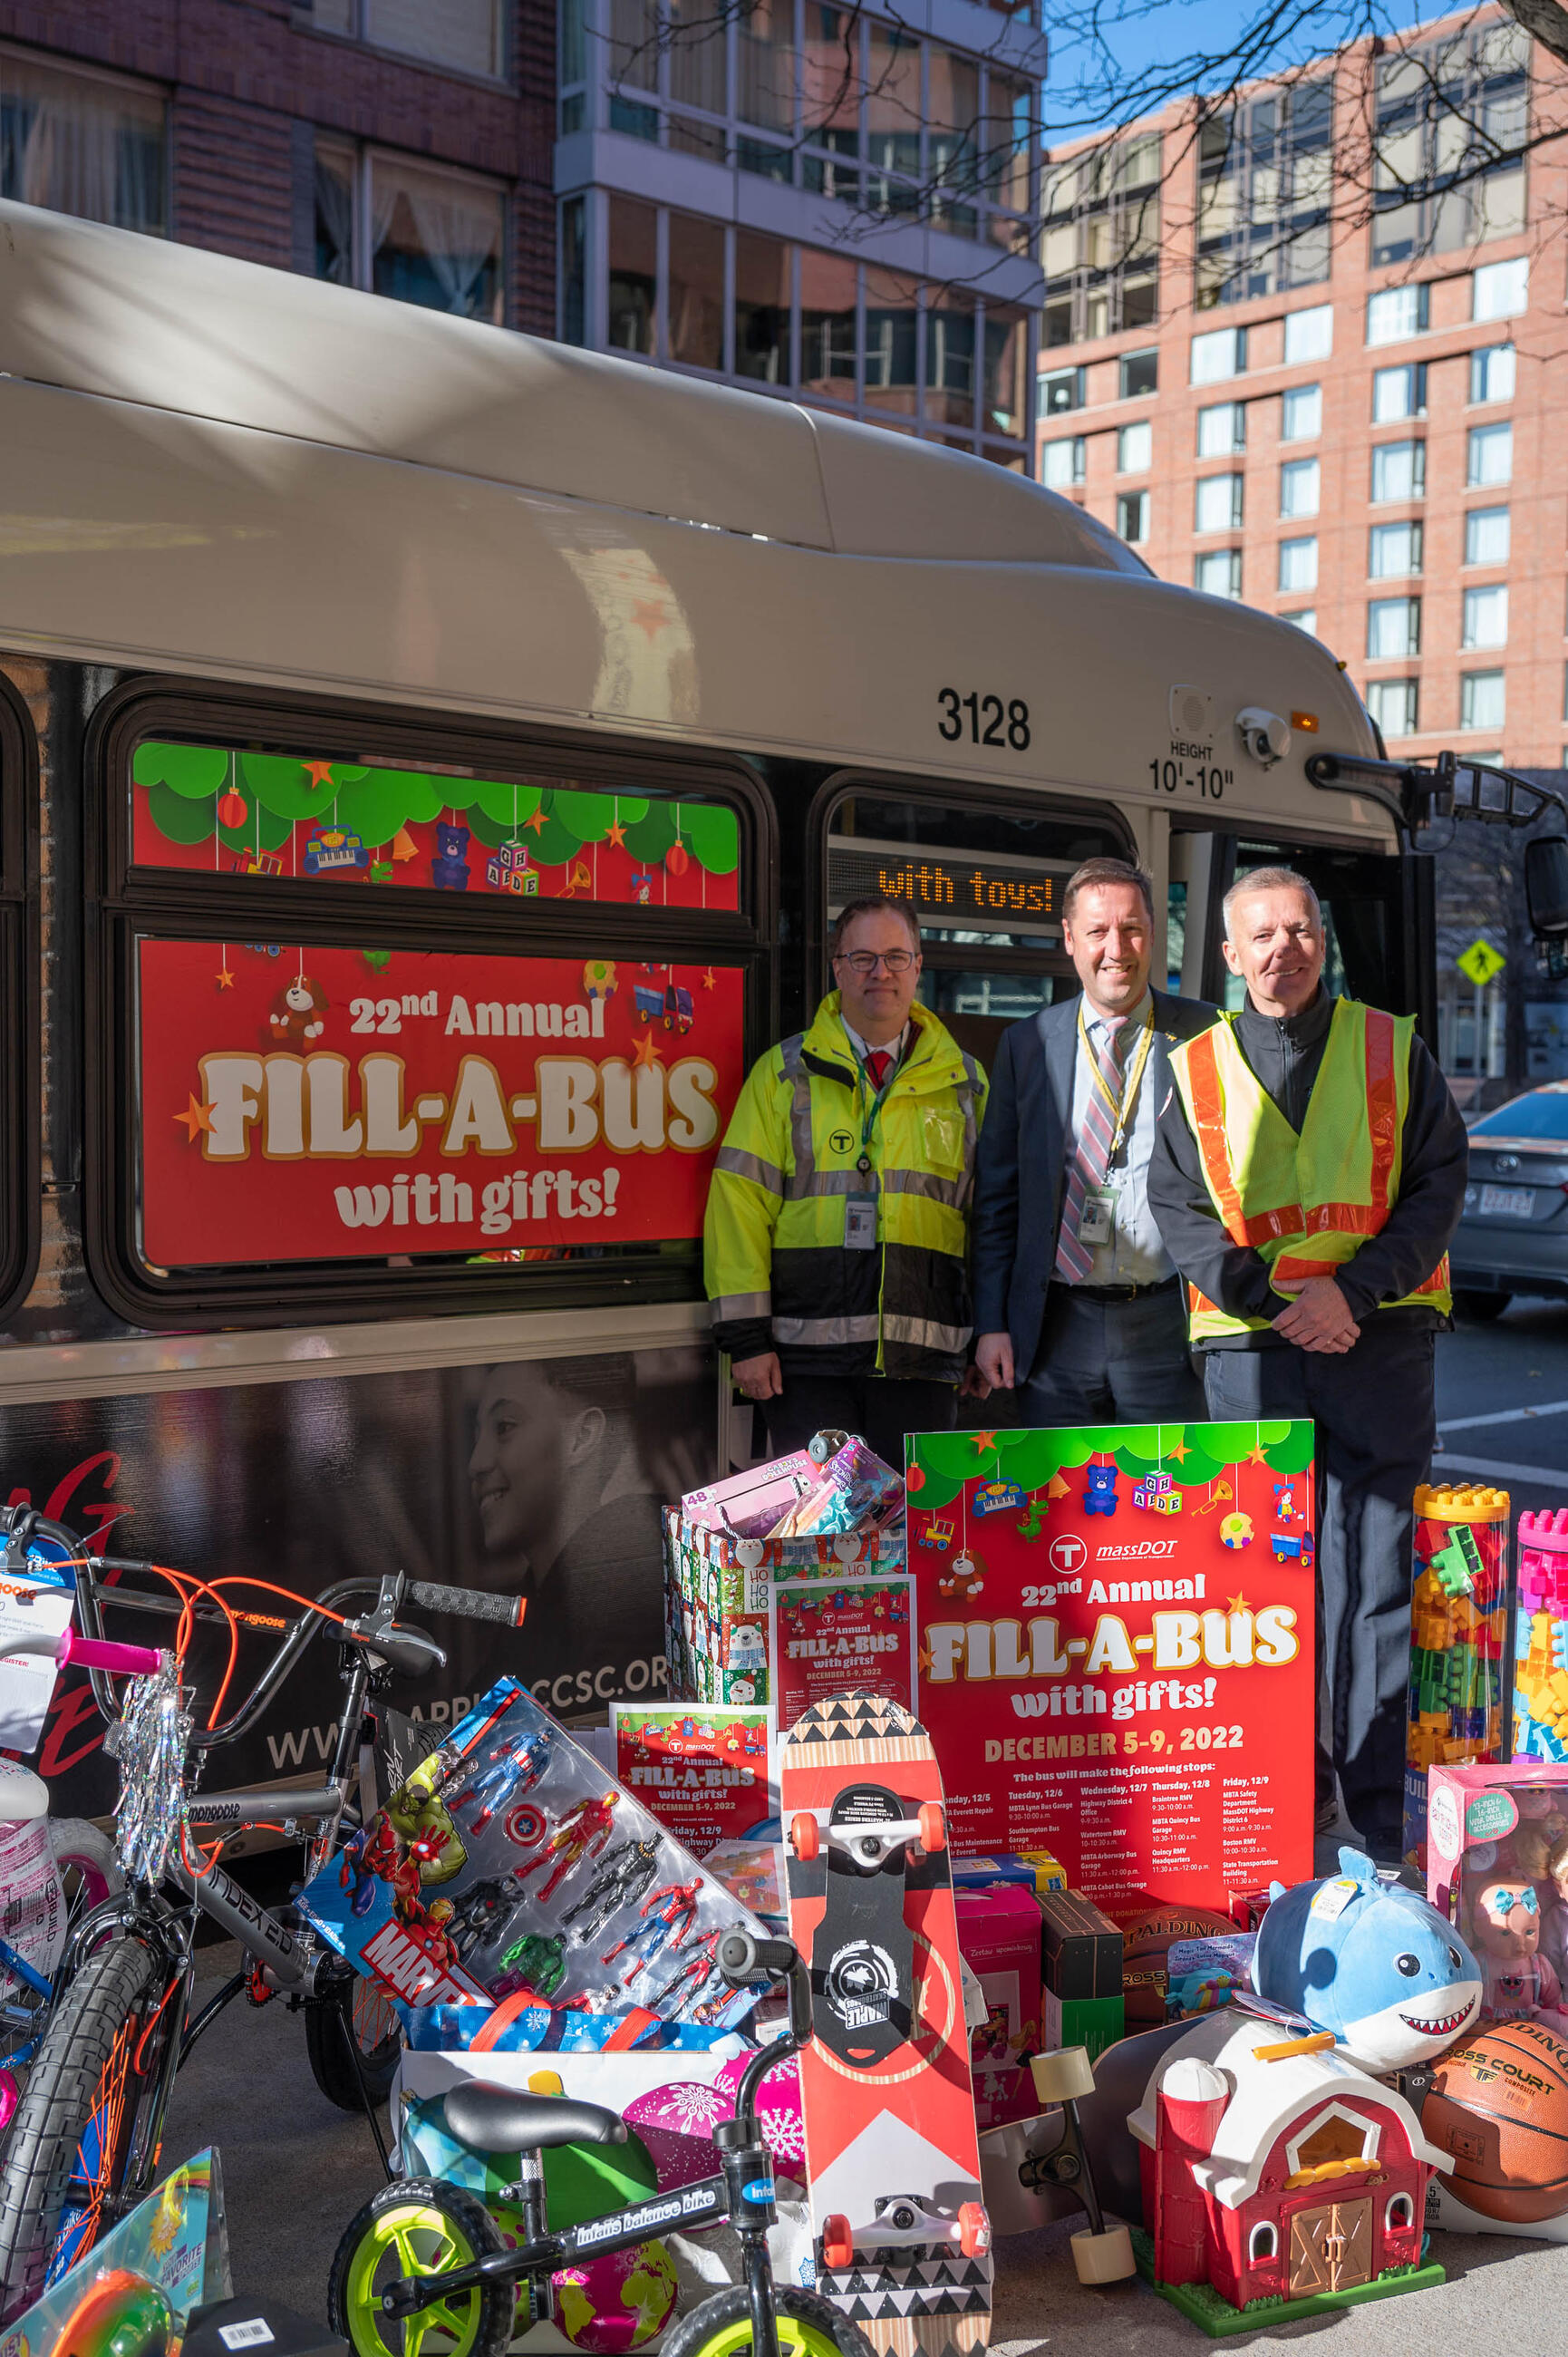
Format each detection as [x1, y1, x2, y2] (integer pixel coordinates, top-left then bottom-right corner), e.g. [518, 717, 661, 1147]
[937, 689, 1031, 751]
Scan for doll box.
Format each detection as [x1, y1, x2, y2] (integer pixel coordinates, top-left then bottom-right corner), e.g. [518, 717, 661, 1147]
[957, 1886, 1044, 2129]
[1426, 1761, 1568, 1922]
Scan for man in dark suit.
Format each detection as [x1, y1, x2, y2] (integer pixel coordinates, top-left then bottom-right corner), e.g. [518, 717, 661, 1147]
[973, 857, 1214, 1421]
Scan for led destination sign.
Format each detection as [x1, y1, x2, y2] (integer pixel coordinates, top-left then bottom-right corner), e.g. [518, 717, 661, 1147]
[828, 840, 1071, 937]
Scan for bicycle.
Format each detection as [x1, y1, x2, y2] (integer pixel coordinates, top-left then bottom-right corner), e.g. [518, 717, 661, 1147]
[0, 1507, 524, 2320]
[328, 1928, 876, 2357]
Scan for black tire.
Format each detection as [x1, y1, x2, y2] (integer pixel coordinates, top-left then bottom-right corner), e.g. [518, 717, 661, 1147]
[0, 1933, 168, 2321]
[327, 2177, 512, 2357]
[664, 2286, 879, 2357]
[1452, 1288, 1511, 1322]
[305, 1973, 401, 2112]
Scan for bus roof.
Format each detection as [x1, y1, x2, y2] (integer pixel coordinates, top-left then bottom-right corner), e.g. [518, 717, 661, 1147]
[0, 201, 1138, 572]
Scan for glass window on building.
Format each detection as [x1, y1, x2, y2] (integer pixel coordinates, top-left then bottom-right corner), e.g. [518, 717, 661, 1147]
[1470, 342, 1516, 403]
[1461, 668, 1506, 731]
[559, 192, 586, 344]
[799, 247, 857, 402]
[1474, 255, 1528, 320]
[667, 210, 725, 368]
[1372, 19, 1526, 267]
[1285, 609, 1318, 634]
[366, 153, 505, 320]
[1040, 129, 1158, 344]
[925, 50, 980, 237]
[1279, 535, 1318, 594]
[1117, 490, 1149, 542]
[1195, 549, 1243, 598]
[1465, 505, 1510, 565]
[318, 0, 508, 76]
[1040, 365, 1085, 416]
[737, 0, 796, 137]
[1370, 519, 1423, 577]
[1195, 472, 1244, 532]
[866, 24, 921, 216]
[1042, 434, 1086, 489]
[982, 305, 1030, 441]
[1366, 283, 1429, 344]
[607, 193, 657, 353]
[1280, 384, 1321, 441]
[1368, 595, 1419, 658]
[1118, 420, 1152, 472]
[1371, 440, 1425, 501]
[925, 288, 976, 430]
[734, 230, 790, 383]
[1197, 402, 1246, 456]
[801, 5, 859, 200]
[982, 70, 1034, 251]
[1463, 584, 1509, 648]
[1280, 457, 1320, 518]
[1372, 362, 1427, 422]
[1120, 347, 1158, 397]
[1467, 421, 1514, 486]
[862, 265, 920, 415]
[1196, 79, 1331, 306]
[1366, 676, 1418, 735]
[0, 52, 166, 233]
[1283, 303, 1333, 364]
[1191, 325, 1246, 383]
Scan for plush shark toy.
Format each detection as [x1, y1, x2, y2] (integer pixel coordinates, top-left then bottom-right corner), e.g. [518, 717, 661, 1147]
[1254, 1846, 1482, 2073]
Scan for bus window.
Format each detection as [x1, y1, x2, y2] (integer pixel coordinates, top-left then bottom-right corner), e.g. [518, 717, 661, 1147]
[819, 781, 1132, 1070]
[0, 667, 36, 1325]
[88, 688, 770, 1325]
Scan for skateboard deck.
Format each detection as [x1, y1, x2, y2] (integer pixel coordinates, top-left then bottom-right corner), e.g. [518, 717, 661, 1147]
[780, 1691, 992, 2357]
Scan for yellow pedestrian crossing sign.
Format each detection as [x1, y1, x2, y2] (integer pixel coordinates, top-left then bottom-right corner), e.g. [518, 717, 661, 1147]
[1457, 938, 1505, 986]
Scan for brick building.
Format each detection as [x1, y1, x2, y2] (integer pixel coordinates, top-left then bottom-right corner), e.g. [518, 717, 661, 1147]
[0, 1, 556, 333]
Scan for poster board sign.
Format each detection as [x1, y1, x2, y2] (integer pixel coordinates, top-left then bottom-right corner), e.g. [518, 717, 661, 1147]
[610, 1702, 776, 1855]
[138, 939, 745, 1267]
[906, 1420, 1315, 1912]
[769, 1570, 915, 1731]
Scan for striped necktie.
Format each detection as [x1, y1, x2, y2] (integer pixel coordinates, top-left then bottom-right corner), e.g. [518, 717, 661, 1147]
[1055, 1017, 1128, 1283]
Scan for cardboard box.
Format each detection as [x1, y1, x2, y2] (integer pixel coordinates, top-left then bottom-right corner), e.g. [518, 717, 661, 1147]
[956, 1886, 1043, 2129]
[663, 1507, 905, 1706]
[1040, 1888, 1124, 2061]
[953, 1850, 1067, 1896]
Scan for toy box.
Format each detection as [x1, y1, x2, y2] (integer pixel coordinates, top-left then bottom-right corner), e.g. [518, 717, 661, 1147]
[957, 1886, 1044, 2129]
[1426, 1760, 1568, 1923]
[1512, 1506, 1568, 1764]
[953, 1851, 1067, 1896]
[663, 1508, 905, 1707]
[297, 1677, 768, 2030]
[1403, 1483, 1510, 1875]
[1040, 1887, 1124, 2060]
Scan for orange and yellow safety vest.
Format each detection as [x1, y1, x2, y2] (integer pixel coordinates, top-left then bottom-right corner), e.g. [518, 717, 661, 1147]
[1168, 1000, 1452, 1342]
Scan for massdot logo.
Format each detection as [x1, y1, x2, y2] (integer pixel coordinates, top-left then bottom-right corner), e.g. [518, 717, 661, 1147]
[829, 1130, 854, 1154]
[1048, 1535, 1088, 1576]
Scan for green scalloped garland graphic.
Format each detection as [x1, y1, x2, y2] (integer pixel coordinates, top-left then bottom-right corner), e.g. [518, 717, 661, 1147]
[906, 1421, 1312, 1510]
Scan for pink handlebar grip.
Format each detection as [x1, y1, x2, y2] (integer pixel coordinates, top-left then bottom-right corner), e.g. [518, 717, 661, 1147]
[57, 1629, 163, 1676]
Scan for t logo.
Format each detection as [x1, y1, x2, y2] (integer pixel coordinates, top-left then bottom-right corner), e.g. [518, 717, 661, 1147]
[1048, 1535, 1088, 1576]
[828, 1130, 854, 1154]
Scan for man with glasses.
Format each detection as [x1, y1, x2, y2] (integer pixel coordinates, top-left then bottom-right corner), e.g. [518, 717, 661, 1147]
[705, 897, 988, 1464]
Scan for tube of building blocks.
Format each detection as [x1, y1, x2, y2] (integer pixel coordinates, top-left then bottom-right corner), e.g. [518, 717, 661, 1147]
[1512, 1508, 1568, 1765]
[1404, 1482, 1510, 1876]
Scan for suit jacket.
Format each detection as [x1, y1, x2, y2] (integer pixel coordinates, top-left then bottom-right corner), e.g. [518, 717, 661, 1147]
[971, 989, 1217, 1377]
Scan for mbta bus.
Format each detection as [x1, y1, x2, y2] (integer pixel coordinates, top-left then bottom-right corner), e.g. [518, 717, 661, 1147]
[0, 199, 1557, 1811]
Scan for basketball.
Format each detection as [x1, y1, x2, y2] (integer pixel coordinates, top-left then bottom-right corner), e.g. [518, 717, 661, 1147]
[1119, 1906, 1236, 2027]
[1423, 2017, 1568, 2223]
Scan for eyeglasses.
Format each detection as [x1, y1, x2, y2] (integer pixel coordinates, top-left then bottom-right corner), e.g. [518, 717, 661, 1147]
[835, 949, 916, 975]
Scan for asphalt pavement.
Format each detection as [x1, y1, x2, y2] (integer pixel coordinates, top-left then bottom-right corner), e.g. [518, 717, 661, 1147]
[156, 1302, 1568, 2346]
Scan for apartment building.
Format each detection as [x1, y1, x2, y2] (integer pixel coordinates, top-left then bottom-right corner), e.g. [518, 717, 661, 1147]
[557, 0, 1048, 465]
[0, 3, 555, 331]
[1036, 11, 1568, 773]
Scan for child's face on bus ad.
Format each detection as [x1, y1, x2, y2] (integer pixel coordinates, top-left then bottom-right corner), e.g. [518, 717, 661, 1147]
[469, 1365, 598, 1555]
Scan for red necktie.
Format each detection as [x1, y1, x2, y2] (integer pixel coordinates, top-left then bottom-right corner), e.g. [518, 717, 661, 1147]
[864, 1050, 893, 1091]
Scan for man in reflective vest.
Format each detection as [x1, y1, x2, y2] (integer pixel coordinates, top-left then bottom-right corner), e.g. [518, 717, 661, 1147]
[1148, 866, 1467, 1862]
[704, 896, 988, 1466]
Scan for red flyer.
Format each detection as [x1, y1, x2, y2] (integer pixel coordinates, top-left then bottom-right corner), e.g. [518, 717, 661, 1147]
[769, 1571, 916, 1733]
[609, 1703, 775, 1857]
[138, 940, 745, 1266]
[905, 1421, 1315, 1912]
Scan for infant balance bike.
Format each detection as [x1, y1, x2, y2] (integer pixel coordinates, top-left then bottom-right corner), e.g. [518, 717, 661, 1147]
[330, 1929, 876, 2357]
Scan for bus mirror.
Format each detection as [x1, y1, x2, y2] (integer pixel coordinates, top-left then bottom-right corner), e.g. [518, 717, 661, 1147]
[1524, 837, 1568, 937]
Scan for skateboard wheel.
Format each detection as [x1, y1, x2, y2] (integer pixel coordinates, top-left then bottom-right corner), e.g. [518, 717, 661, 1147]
[957, 2202, 990, 2259]
[820, 2216, 854, 2271]
[1070, 2223, 1135, 2284]
[1030, 2047, 1096, 2105]
[790, 1810, 820, 1862]
[916, 1802, 946, 1854]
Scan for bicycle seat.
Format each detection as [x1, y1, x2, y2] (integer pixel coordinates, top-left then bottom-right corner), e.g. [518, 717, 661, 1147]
[440, 2081, 627, 2155]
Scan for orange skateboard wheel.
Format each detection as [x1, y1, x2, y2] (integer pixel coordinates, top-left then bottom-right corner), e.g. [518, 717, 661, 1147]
[957, 2200, 990, 2258]
[917, 1802, 946, 1854]
[820, 2215, 855, 2270]
[790, 1810, 820, 1861]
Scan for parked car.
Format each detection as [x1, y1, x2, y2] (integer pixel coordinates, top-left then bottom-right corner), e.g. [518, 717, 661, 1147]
[1450, 1082, 1568, 1318]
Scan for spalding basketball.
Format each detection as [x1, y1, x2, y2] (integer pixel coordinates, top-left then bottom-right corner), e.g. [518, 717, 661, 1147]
[1119, 1906, 1236, 2027]
[1423, 2017, 1568, 2223]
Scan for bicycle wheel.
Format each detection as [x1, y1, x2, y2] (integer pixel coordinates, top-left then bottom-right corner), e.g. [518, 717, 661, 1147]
[305, 1973, 401, 2113]
[664, 2287, 878, 2357]
[48, 1820, 123, 1916]
[0, 1932, 173, 2320]
[328, 2178, 512, 2357]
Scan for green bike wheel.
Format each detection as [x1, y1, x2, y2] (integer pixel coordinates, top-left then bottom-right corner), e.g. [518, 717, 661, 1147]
[328, 2179, 512, 2357]
[663, 2286, 878, 2357]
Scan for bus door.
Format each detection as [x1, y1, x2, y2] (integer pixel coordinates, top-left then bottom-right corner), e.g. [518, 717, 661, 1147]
[1167, 827, 1436, 1047]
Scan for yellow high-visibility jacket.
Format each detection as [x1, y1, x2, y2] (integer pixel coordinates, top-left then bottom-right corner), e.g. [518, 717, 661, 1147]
[1168, 999, 1453, 1342]
[704, 994, 988, 1382]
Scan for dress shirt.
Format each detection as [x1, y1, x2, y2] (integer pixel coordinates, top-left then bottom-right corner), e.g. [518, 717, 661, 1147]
[1048, 989, 1175, 1285]
[841, 1017, 911, 1076]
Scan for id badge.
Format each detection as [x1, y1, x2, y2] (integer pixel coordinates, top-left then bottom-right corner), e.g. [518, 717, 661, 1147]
[845, 1195, 877, 1250]
[1077, 1189, 1115, 1247]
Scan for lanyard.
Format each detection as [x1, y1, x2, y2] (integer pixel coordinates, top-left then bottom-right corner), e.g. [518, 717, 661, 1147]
[1078, 1001, 1155, 1163]
[850, 1036, 904, 1169]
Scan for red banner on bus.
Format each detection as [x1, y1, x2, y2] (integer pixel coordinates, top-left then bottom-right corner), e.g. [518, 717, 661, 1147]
[138, 940, 747, 1266]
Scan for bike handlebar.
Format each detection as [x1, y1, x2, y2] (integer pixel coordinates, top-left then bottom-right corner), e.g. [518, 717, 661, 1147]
[404, 1579, 524, 1629]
